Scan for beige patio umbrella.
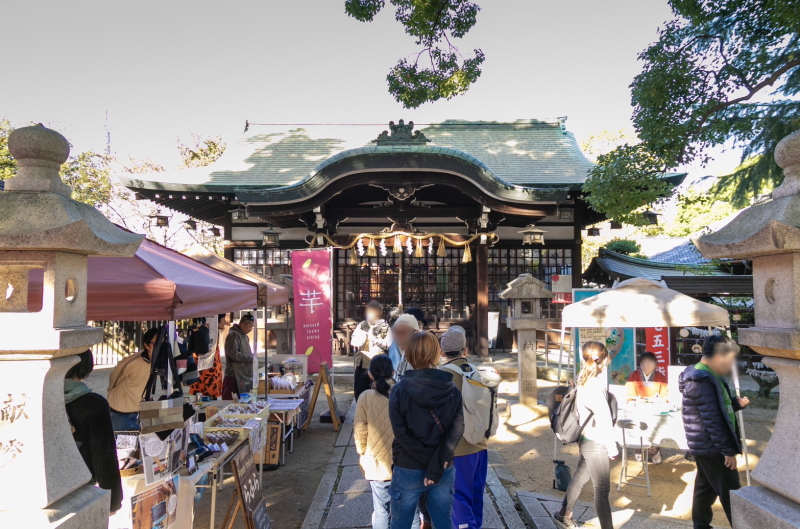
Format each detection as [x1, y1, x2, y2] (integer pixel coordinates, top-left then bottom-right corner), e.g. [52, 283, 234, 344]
[562, 278, 730, 328]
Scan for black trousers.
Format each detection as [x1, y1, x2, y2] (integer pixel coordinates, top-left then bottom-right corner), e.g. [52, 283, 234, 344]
[354, 364, 372, 401]
[692, 454, 741, 529]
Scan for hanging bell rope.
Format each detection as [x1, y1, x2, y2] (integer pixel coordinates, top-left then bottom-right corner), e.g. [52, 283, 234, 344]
[437, 236, 446, 257]
[349, 247, 359, 265]
[366, 237, 377, 257]
[393, 235, 403, 254]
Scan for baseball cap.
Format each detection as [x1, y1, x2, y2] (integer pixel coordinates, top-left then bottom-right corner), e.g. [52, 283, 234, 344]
[440, 325, 466, 353]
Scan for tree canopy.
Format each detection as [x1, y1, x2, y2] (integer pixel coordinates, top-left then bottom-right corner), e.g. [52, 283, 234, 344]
[585, 0, 800, 224]
[345, 0, 484, 108]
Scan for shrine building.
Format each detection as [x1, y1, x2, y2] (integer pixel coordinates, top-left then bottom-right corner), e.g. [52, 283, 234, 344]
[121, 118, 684, 355]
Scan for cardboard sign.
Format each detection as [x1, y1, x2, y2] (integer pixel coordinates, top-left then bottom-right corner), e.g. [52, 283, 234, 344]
[291, 249, 333, 373]
[231, 442, 272, 529]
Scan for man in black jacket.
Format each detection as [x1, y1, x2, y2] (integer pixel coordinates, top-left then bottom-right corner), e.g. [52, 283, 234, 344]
[679, 335, 750, 529]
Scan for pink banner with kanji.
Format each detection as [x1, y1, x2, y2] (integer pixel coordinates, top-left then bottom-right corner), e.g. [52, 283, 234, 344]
[292, 249, 333, 373]
[644, 327, 670, 380]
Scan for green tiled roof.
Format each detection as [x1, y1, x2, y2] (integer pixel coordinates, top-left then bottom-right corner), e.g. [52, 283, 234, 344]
[585, 248, 733, 283]
[119, 119, 596, 194]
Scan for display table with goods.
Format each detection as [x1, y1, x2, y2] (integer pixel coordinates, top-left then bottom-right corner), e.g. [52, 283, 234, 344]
[264, 398, 306, 466]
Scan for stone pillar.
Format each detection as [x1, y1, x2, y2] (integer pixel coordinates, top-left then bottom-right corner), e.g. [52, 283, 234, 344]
[499, 274, 553, 407]
[695, 130, 800, 528]
[0, 125, 142, 527]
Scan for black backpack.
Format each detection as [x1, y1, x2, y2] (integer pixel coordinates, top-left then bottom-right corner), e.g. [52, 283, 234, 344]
[546, 385, 618, 445]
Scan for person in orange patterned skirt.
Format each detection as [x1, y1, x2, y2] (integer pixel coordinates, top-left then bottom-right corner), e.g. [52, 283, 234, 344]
[190, 314, 228, 398]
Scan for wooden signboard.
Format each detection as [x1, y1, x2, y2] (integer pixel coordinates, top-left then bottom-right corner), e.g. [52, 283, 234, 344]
[302, 362, 340, 431]
[229, 441, 272, 529]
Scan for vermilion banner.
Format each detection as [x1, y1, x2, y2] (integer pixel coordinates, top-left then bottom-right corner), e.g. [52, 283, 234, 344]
[291, 249, 333, 373]
[644, 327, 670, 380]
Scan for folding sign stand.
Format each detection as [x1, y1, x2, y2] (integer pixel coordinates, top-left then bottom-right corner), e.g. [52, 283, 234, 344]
[302, 362, 341, 432]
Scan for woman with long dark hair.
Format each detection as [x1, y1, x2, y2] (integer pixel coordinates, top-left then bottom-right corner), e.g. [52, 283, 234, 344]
[553, 341, 618, 529]
[388, 331, 464, 529]
[355, 354, 416, 529]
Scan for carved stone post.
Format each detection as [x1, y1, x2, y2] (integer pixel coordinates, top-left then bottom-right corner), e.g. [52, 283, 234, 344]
[696, 130, 800, 528]
[499, 274, 553, 407]
[0, 125, 142, 527]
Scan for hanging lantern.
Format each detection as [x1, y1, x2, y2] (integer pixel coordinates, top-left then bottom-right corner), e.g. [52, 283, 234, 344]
[349, 248, 359, 265]
[379, 238, 388, 257]
[414, 238, 424, 258]
[230, 204, 248, 221]
[393, 235, 403, 253]
[406, 237, 413, 256]
[366, 237, 377, 257]
[642, 210, 660, 225]
[587, 227, 601, 237]
[209, 227, 221, 237]
[261, 225, 280, 247]
[437, 237, 446, 257]
[461, 244, 472, 263]
[609, 221, 622, 230]
[558, 208, 574, 221]
[183, 220, 197, 231]
[149, 210, 171, 228]
[520, 224, 546, 245]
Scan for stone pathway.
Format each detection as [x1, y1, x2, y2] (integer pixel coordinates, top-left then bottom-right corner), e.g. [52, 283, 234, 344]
[302, 401, 527, 529]
[516, 491, 694, 529]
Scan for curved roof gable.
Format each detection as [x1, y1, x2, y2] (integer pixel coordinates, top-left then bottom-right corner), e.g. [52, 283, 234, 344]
[119, 119, 595, 194]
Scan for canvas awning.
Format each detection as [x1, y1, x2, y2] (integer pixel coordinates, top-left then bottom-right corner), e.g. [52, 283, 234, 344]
[562, 278, 729, 328]
[181, 245, 289, 306]
[29, 239, 258, 320]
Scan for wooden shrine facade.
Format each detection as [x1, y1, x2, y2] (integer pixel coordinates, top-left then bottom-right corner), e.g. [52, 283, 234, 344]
[122, 119, 676, 355]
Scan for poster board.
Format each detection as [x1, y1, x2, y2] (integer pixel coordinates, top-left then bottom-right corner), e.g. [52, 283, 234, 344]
[130, 476, 179, 529]
[231, 442, 272, 529]
[572, 289, 636, 386]
[302, 362, 340, 431]
[291, 249, 333, 373]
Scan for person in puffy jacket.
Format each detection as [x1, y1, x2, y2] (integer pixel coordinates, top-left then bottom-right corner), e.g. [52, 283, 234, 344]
[679, 334, 750, 529]
[388, 331, 464, 529]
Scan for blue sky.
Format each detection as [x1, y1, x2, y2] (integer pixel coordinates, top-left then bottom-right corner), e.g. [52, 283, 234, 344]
[0, 0, 740, 177]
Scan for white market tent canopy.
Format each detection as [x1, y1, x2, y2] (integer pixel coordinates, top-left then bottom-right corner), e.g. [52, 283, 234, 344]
[562, 278, 730, 329]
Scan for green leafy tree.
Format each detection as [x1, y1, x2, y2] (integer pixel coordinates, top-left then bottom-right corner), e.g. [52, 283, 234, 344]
[605, 239, 642, 256]
[0, 120, 112, 207]
[345, 0, 484, 108]
[662, 187, 737, 236]
[585, 0, 800, 221]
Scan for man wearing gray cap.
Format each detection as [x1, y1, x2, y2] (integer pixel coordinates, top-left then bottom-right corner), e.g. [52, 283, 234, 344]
[440, 326, 490, 529]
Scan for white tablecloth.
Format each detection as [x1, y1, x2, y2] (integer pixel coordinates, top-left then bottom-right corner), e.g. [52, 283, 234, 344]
[614, 404, 689, 451]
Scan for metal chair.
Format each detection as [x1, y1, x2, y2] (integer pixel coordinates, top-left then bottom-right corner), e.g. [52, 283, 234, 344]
[616, 419, 652, 496]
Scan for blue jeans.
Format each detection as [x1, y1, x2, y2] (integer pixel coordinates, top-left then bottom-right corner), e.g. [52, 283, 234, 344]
[390, 466, 455, 529]
[452, 450, 488, 529]
[110, 410, 140, 432]
[370, 480, 421, 529]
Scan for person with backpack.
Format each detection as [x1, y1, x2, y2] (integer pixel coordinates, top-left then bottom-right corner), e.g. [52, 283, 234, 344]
[65, 350, 123, 514]
[553, 341, 618, 529]
[679, 334, 749, 529]
[389, 331, 464, 529]
[439, 326, 498, 529]
[355, 355, 420, 529]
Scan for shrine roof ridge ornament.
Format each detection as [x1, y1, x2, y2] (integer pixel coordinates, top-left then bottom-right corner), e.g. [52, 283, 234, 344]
[372, 119, 431, 145]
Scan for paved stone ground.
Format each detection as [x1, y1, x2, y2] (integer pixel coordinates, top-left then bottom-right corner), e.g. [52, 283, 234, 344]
[302, 401, 527, 529]
[517, 491, 695, 529]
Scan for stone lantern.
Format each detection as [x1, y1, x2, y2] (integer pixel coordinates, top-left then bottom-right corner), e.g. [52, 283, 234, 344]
[499, 274, 553, 406]
[0, 125, 142, 527]
[695, 130, 800, 529]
